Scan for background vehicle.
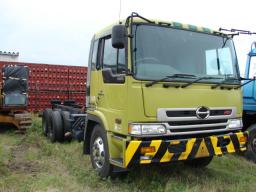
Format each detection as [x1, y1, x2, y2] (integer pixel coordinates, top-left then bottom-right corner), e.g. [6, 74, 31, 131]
[0, 65, 31, 132]
[242, 41, 256, 162]
[43, 13, 248, 177]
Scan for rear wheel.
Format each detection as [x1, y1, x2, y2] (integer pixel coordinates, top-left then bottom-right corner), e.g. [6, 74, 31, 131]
[61, 111, 72, 141]
[90, 124, 113, 177]
[49, 110, 64, 143]
[244, 124, 256, 163]
[184, 156, 213, 168]
[42, 109, 52, 136]
[63, 100, 76, 106]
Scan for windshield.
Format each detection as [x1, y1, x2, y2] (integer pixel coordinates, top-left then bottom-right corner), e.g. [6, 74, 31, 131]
[132, 24, 239, 83]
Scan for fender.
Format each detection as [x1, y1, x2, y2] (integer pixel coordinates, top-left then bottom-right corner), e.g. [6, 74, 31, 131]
[83, 112, 108, 154]
[86, 113, 105, 129]
[86, 111, 109, 131]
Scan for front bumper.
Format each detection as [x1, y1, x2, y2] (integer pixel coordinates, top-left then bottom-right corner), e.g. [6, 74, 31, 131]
[124, 132, 247, 167]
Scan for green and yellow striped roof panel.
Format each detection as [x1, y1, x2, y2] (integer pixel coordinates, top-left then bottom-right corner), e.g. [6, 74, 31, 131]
[94, 18, 224, 39]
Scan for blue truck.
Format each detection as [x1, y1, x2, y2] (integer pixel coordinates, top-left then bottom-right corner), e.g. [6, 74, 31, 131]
[218, 28, 256, 162]
[243, 42, 256, 162]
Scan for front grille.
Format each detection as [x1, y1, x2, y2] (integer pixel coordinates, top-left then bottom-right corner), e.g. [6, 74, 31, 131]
[210, 110, 232, 116]
[168, 119, 227, 126]
[166, 119, 229, 135]
[166, 109, 232, 118]
[158, 107, 236, 135]
[166, 111, 195, 117]
[170, 126, 226, 133]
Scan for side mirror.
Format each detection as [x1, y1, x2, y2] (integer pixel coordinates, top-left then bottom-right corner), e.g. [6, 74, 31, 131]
[112, 25, 126, 49]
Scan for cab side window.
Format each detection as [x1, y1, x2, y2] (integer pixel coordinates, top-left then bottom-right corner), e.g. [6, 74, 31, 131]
[249, 57, 256, 78]
[102, 37, 125, 74]
[91, 40, 99, 70]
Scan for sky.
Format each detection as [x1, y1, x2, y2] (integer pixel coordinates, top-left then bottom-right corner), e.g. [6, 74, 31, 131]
[1, 0, 256, 74]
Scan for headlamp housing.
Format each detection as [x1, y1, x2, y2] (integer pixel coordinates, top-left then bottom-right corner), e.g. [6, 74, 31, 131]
[129, 123, 166, 135]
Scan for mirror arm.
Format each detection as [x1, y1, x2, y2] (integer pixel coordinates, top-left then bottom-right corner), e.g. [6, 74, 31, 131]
[127, 34, 133, 38]
[126, 69, 133, 76]
[235, 77, 256, 89]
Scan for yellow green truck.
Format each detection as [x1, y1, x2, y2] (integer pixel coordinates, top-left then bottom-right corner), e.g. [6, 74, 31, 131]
[43, 13, 248, 177]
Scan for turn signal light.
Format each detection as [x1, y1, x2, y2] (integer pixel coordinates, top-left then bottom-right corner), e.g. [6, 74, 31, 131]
[239, 136, 247, 144]
[141, 146, 156, 154]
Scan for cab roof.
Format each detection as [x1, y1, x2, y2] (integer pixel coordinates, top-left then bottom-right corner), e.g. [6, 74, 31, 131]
[94, 17, 226, 39]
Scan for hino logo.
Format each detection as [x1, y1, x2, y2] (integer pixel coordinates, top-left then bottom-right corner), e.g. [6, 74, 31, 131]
[196, 106, 210, 119]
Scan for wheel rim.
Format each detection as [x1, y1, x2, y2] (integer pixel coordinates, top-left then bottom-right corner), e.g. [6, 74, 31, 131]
[252, 136, 256, 153]
[48, 123, 53, 139]
[48, 129, 53, 139]
[42, 120, 46, 132]
[92, 137, 105, 169]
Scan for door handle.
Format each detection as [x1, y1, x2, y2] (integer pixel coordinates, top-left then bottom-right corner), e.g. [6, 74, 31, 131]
[98, 90, 104, 96]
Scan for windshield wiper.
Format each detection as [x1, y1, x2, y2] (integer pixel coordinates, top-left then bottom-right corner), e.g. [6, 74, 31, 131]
[145, 74, 196, 87]
[211, 76, 241, 89]
[181, 76, 224, 88]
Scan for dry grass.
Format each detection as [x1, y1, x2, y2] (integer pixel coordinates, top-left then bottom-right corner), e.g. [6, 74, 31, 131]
[0, 117, 256, 192]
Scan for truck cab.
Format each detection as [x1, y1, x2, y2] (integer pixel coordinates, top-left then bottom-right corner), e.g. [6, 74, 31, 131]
[84, 13, 247, 177]
[242, 42, 256, 162]
[243, 42, 256, 112]
[0, 65, 31, 131]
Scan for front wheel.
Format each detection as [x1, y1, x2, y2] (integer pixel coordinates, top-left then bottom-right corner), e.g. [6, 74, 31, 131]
[90, 124, 113, 177]
[244, 124, 256, 163]
[184, 156, 213, 168]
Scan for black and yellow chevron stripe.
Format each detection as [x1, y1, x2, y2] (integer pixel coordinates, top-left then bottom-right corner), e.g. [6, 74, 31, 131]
[125, 132, 247, 167]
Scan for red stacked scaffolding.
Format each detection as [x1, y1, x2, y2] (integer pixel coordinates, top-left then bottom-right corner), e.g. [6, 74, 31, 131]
[0, 61, 87, 111]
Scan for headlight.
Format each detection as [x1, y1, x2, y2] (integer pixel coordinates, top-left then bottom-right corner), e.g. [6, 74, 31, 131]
[129, 124, 166, 135]
[228, 119, 243, 129]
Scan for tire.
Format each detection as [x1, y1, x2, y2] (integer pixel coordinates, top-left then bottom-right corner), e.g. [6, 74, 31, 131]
[61, 111, 72, 141]
[63, 100, 76, 106]
[50, 100, 61, 105]
[49, 110, 64, 143]
[90, 124, 113, 177]
[184, 156, 213, 168]
[53, 108, 62, 112]
[244, 124, 256, 163]
[42, 109, 53, 136]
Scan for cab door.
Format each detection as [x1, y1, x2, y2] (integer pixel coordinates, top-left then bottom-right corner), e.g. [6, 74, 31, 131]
[96, 36, 127, 132]
[86, 37, 101, 110]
